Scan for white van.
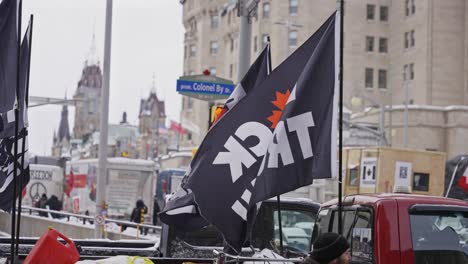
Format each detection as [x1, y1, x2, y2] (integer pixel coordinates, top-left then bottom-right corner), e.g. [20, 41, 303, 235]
[23, 164, 64, 207]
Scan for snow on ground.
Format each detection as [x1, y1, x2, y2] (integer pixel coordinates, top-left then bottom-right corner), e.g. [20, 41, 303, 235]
[7, 213, 160, 242]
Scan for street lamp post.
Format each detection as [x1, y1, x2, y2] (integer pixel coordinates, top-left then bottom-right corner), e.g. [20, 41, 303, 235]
[351, 94, 387, 146]
[403, 67, 410, 148]
[95, 0, 113, 238]
[237, 0, 258, 81]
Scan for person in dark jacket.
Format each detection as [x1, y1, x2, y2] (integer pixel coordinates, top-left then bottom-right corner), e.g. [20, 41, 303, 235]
[37, 194, 48, 217]
[130, 200, 148, 234]
[302, 233, 351, 264]
[152, 197, 160, 226]
[45, 195, 63, 219]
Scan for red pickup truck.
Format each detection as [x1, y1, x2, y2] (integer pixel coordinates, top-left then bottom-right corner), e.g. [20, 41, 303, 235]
[312, 193, 468, 264]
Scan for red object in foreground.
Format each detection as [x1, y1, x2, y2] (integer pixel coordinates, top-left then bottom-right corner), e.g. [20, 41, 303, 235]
[23, 227, 80, 264]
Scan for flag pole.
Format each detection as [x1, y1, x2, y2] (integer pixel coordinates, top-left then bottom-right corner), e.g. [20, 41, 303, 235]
[266, 36, 284, 255]
[15, 14, 33, 256]
[10, 0, 22, 262]
[446, 156, 466, 197]
[337, 0, 344, 235]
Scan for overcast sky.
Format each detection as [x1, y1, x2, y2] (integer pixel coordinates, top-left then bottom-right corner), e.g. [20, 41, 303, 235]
[20, 0, 184, 155]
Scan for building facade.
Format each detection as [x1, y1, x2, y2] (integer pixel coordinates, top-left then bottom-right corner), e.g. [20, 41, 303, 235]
[180, 0, 468, 159]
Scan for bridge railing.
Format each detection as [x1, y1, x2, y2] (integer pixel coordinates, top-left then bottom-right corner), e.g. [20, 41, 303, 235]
[19, 206, 161, 238]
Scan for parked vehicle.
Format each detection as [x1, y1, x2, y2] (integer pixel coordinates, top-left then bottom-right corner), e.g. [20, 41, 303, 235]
[64, 158, 155, 218]
[312, 193, 468, 264]
[23, 164, 64, 207]
[159, 197, 320, 259]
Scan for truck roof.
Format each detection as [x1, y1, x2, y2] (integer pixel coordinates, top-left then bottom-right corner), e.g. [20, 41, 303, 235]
[321, 193, 468, 208]
[266, 197, 321, 208]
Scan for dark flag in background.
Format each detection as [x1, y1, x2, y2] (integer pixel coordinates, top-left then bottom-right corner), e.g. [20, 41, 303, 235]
[0, 10, 32, 212]
[160, 43, 271, 232]
[185, 12, 338, 252]
[0, 0, 19, 138]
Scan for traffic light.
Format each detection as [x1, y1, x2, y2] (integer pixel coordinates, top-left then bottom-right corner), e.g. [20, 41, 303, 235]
[209, 104, 226, 127]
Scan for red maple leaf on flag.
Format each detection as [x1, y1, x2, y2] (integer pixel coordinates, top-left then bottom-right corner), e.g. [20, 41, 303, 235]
[267, 89, 291, 128]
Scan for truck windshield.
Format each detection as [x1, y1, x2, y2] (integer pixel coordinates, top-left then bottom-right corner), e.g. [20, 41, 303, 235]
[410, 211, 468, 263]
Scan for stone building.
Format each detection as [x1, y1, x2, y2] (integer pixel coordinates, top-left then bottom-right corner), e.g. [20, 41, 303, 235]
[179, 0, 468, 160]
[51, 99, 71, 157]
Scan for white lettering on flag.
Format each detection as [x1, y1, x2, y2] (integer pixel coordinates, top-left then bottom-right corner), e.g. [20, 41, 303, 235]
[213, 136, 256, 183]
[231, 200, 247, 220]
[267, 121, 293, 168]
[287, 112, 315, 159]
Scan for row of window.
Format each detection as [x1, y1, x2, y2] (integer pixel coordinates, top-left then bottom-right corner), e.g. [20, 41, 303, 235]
[365, 36, 387, 53]
[365, 68, 387, 89]
[209, 0, 298, 29]
[366, 4, 388, 21]
[365, 63, 415, 89]
[365, 31, 415, 53]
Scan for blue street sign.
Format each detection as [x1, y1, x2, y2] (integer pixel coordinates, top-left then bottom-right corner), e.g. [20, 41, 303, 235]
[177, 79, 235, 98]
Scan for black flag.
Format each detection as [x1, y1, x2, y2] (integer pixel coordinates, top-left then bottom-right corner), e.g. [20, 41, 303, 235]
[160, 44, 271, 231]
[0, 0, 19, 138]
[0, 14, 32, 212]
[185, 13, 338, 251]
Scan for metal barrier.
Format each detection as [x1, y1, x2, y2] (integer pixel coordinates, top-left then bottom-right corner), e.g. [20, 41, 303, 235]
[213, 250, 304, 264]
[20, 206, 161, 237]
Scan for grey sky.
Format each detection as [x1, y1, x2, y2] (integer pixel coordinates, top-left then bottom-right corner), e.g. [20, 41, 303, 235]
[21, 0, 184, 155]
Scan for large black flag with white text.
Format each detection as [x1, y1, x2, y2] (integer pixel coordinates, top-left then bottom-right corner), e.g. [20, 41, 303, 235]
[185, 13, 338, 251]
[160, 44, 271, 231]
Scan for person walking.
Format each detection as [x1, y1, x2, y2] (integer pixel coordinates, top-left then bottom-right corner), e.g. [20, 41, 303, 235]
[302, 233, 351, 264]
[152, 196, 160, 226]
[46, 195, 63, 219]
[130, 199, 148, 234]
[37, 194, 48, 217]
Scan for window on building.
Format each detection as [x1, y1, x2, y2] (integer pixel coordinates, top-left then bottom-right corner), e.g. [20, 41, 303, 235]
[211, 15, 219, 29]
[378, 69, 387, 89]
[289, 0, 298, 15]
[230, 38, 234, 52]
[210, 41, 219, 55]
[190, 44, 196, 57]
[410, 30, 415, 47]
[379, 37, 388, 53]
[187, 132, 192, 141]
[184, 45, 187, 59]
[365, 68, 374, 88]
[288, 31, 298, 47]
[209, 67, 217, 76]
[403, 64, 408, 80]
[263, 2, 270, 18]
[187, 97, 193, 110]
[411, 0, 416, 14]
[405, 0, 410, 16]
[366, 4, 375, 20]
[229, 64, 233, 78]
[366, 36, 374, 52]
[380, 6, 388, 21]
[262, 34, 269, 49]
[410, 63, 414, 80]
[404, 32, 409, 49]
[254, 36, 258, 52]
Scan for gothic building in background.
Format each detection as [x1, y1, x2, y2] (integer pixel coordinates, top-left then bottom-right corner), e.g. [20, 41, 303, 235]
[73, 36, 102, 141]
[137, 80, 168, 159]
[51, 99, 71, 157]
